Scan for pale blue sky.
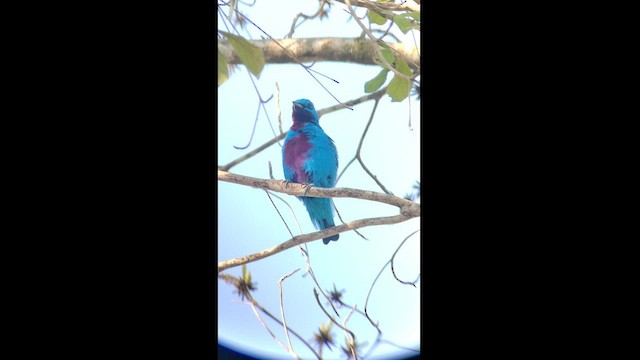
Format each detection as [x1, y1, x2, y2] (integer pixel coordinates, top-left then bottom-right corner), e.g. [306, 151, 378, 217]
[218, 1, 421, 359]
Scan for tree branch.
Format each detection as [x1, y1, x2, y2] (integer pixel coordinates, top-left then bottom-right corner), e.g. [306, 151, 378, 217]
[217, 171, 420, 216]
[218, 214, 413, 273]
[218, 37, 420, 70]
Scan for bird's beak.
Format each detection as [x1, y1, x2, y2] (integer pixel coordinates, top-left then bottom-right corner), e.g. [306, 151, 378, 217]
[292, 101, 303, 109]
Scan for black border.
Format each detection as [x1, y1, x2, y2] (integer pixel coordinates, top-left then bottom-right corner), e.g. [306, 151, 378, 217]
[13, 0, 601, 358]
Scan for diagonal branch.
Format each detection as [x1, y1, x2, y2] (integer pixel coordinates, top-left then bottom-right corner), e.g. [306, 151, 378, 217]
[218, 214, 412, 273]
[219, 133, 285, 172]
[246, 301, 292, 356]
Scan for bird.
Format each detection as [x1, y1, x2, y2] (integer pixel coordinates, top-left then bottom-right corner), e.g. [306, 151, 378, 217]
[282, 98, 339, 244]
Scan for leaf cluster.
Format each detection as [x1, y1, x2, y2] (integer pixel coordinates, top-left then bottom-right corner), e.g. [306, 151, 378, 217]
[218, 1, 420, 103]
[364, 9, 420, 102]
[218, 31, 265, 86]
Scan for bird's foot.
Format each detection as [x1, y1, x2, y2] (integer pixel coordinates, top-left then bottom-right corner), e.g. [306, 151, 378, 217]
[302, 182, 315, 196]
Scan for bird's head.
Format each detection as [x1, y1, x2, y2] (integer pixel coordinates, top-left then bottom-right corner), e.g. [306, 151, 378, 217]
[292, 99, 319, 125]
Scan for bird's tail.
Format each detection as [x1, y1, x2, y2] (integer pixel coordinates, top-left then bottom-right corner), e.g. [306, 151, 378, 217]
[301, 197, 339, 245]
[322, 230, 339, 245]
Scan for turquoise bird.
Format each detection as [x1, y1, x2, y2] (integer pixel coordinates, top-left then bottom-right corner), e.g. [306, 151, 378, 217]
[282, 99, 339, 244]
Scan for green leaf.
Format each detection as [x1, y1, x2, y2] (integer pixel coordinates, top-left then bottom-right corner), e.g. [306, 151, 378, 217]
[221, 31, 265, 78]
[377, 47, 395, 67]
[393, 13, 415, 34]
[386, 74, 411, 102]
[364, 68, 389, 93]
[368, 10, 387, 25]
[406, 11, 420, 22]
[386, 58, 412, 102]
[218, 48, 229, 86]
[395, 57, 413, 77]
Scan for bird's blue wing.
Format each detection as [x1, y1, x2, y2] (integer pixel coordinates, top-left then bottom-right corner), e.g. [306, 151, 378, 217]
[303, 125, 338, 188]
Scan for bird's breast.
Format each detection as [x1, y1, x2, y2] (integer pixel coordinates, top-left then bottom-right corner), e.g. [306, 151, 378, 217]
[284, 132, 312, 183]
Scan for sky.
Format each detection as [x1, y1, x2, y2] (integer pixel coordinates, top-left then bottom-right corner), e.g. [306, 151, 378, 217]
[218, 1, 421, 359]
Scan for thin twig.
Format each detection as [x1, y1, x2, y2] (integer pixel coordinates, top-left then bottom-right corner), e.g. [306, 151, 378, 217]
[317, 87, 386, 117]
[278, 268, 302, 358]
[233, 73, 279, 150]
[232, 10, 352, 109]
[336, 157, 357, 184]
[265, 190, 304, 235]
[286, 216, 341, 317]
[363, 231, 420, 333]
[354, 97, 393, 194]
[219, 274, 321, 359]
[336, 299, 367, 318]
[276, 82, 283, 135]
[217, 5, 232, 33]
[312, 288, 357, 344]
[220, 133, 285, 171]
[343, 304, 359, 360]
[333, 199, 368, 240]
[285, 0, 328, 38]
[336, 299, 420, 357]
[265, 190, 295, 240]
[248, 74, 279, 144]
[305, 266, 341, 318]
[407, 83, 413, 129]
[390, 229, 421, 286]
[233, 104, 261, 149]
[363, 260, 387, 332]
[246, 301, 291, 354]
[376, 19, 396, 43]
[335, 95, 392, 195]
